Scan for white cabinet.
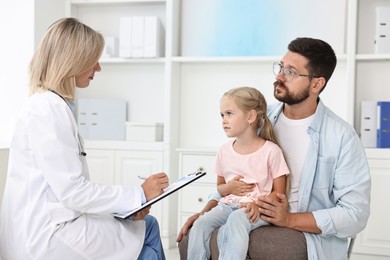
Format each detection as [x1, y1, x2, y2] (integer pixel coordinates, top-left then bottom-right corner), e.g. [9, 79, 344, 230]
[177, 149, 217, 231]
[350, 2, 390, 256]
[85, 149, 115, 185]
[85, 143, 164, 187]
[351, 149, 390, 260]
[83, 140, 173, 246]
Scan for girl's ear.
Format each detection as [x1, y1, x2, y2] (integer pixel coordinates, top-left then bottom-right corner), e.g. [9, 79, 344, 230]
[248, 109, 257, 125]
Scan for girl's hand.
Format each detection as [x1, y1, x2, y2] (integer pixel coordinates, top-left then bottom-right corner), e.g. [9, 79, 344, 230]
[239, 202, 260, 223]
[227, 176, 255, 196]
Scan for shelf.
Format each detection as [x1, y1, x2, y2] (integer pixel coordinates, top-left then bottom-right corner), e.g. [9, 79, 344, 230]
[172, 55, 348, 64]
[99, 57, 165, 64]
[172, 56, 281, 64]
[365, 148, 390, 159]
[84, 140, 164, 151]
[0, 143, 9, 149]
[176, 147, 218, 154]
[69, 0, 166, 5]
[356, 54, 390, 61]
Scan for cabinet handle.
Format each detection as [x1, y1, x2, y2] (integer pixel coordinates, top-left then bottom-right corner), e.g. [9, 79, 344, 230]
[198, 197, 203, 202]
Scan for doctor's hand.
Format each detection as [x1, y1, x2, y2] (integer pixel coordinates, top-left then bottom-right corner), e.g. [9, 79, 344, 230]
[133, 206, 151, 221]
[141, 172, 169, 201]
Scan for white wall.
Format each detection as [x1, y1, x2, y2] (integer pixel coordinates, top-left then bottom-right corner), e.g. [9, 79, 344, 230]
[0, 149, 9, 204]
[0, 0, 34, 147]
[0, 0, 65, 147]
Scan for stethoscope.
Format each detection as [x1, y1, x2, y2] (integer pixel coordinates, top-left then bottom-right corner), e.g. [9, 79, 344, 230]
[49, 89, 87, 157]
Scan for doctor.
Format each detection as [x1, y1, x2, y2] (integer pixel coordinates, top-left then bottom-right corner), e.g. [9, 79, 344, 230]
[0, 17, 168, 260]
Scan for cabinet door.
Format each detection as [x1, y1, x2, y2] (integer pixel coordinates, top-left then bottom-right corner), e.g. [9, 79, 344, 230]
[115, 150, 164, 221]
[85, 149, 115, 185]
[353, 156, 390, 258]
[114, 150, 163, 186]
[177, 151, 217, 230]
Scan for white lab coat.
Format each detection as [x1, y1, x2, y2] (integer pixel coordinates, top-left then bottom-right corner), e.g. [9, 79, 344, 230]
[0, 91, 146, 260]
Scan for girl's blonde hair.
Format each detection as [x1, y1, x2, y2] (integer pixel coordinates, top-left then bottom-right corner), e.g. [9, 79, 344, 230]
[224, 87, 290, 194]
[29, 17, 104, 100]
[223, 86, 280, 146]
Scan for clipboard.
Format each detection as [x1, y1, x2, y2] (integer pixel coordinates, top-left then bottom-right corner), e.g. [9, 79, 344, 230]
[113, 171, 207, 219]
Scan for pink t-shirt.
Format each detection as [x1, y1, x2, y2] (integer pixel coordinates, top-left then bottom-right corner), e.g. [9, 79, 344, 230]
[215, 140, 290, 204]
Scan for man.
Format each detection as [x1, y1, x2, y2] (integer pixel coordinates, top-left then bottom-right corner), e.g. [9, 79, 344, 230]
[177, 37, 371, 259]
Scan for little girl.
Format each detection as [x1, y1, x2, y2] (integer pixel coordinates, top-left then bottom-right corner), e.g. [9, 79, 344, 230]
[188, 86, 289, 260]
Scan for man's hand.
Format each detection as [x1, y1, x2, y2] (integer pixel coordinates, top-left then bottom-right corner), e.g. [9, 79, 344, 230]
[141, 172, 169, 201]
[176, 213, 200, 242]
[257, 193, 321, 233]
[132, 206, 151, 221]
[239, 202, 260, 223]
[257, 193, 289, 227]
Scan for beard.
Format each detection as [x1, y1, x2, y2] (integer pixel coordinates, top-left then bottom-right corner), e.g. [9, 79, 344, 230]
[273, 80, 310, 105]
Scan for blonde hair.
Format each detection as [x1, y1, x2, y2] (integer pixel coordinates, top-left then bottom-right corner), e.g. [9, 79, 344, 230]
[222, 86, 280, 146]
[29, 17, 104, 100]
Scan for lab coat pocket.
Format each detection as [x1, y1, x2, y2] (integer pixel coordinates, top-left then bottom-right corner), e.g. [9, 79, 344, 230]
[47, 203, 82, 226]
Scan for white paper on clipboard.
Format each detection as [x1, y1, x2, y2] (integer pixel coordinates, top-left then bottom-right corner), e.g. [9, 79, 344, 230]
[113, 171, 207, 219]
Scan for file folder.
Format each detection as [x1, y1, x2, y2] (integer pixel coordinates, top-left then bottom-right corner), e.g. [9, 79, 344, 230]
[377, 101, 390, 148]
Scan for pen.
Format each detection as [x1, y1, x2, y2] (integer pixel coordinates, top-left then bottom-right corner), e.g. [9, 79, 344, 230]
[138, 175, 149, 180]
[188, 171, 202, 176]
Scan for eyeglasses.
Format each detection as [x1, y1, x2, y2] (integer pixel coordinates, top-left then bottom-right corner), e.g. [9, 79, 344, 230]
[273, 62, 318, 82]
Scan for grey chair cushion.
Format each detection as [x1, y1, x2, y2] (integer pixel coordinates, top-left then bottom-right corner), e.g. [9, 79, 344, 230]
[178, 225, 308, 260]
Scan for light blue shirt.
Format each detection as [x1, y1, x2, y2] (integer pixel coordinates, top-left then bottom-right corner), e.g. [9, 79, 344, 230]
[209, 99, 371, 260]
[268, 100, 371, 260]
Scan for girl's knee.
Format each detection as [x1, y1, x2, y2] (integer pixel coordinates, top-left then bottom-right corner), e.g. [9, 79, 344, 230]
[226, 208, 248, 224]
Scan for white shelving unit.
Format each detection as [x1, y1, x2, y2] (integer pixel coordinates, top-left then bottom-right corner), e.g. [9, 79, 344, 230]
[351, 0, 390, 258]
[56, 0, 390, 255]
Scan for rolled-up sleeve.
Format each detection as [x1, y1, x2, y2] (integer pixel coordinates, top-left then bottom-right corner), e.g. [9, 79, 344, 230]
[312, 131, 371, 238]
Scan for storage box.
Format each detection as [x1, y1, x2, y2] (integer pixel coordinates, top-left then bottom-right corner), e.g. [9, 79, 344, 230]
[77, 98, 127, 140]
[360, 101, 377, 148]
[375, 7, 390, 53]
[126, 122, 163, 142]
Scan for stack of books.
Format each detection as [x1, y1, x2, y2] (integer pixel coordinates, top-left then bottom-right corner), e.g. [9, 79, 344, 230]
[361, 101, 390, 148]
